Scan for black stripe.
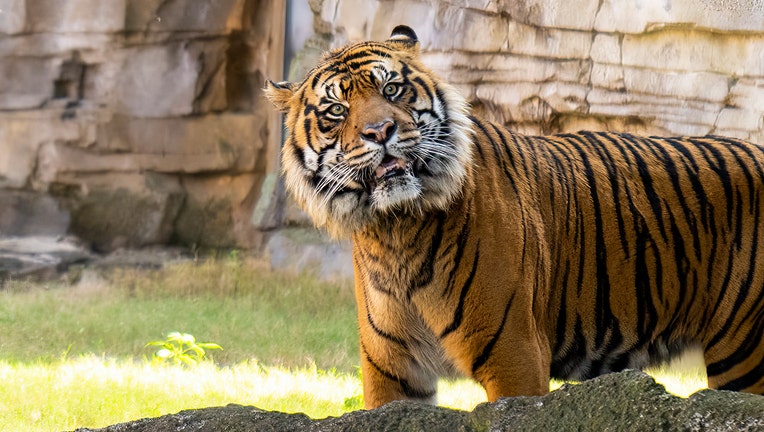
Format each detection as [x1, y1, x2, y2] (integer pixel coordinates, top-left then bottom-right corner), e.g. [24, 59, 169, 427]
[472, 120, 520, 196]
[291, 144, 306, 171]
[542, 137, 578, 239]
[705, 243, 737, 346]
[360, 342, 435, 400]
[717, 354, 764, 392]
[633, 212, 660, 340]
[467, 118, 485, 161]
[346, 59, 386, 70]
[551, 317, 588, 379]
[412, 76, 434, 102]
[472, 292, 516, 374]
[357, 248, 395, 297]
[585, 132, 631, 258]
[364, 294, 409, 350]
[310, 72, 324, 91]
[339, 47, 393, 64]
[302, 117, 318, 154]
[707, 307, 764, 380]
[552, 259, 571, 356]
[663, 205, 693, 330]
[622, 135, 669, 242]
[442, 201, 472, 299]
[690, 138, 735, 230]
[409, 214, 445, 296]
[488, 124, 532, 266]
[664, 137, 711, 235]
[706, 195, 761, 358]
[561, 133, 618, 349]
[726, 145, 758, 216]
[440, 245, 480, 338]
[513, 131, 533, 179]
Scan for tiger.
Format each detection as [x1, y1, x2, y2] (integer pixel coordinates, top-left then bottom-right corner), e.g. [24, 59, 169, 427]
[265, 25, 764, 409]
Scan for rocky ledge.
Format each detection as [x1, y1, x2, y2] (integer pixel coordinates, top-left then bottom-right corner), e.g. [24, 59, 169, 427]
[0, 236, 92, 283]
[74, 370, 763, 432]
[0, 235, 194, 286]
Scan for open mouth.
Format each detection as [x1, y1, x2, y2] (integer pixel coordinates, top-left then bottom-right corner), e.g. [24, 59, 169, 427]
[363, 154, 408, 195]
[375, 154, 406, 180]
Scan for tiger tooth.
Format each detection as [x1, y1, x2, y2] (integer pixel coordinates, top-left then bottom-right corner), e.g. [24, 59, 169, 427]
[375, 165, 388, 178]
[375, 155, 407, 179]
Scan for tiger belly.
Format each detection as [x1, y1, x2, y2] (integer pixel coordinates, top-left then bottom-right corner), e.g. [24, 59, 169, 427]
[550, 335, 696, 381]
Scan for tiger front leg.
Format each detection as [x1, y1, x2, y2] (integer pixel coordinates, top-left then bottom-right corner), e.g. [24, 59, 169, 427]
[355, 282, 440, 408]
[358, 338, 438, 408]
[443, 298, 552, 401]
[470, 330, 551, 400]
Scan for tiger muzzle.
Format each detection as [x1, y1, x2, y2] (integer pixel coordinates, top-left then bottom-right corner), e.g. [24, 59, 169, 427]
[362, 120, 396, 145]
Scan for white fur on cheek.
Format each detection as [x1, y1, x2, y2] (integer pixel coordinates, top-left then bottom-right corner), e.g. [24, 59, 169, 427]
[303, 146, 320, 172]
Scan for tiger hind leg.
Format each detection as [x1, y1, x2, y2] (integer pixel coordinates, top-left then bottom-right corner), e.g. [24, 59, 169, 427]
[704, 317, 764, 394]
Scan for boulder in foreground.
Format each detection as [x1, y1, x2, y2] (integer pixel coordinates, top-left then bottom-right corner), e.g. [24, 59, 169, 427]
[74, 370, 764, 432]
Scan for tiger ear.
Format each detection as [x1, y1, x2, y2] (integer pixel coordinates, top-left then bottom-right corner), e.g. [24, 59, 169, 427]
[263, 80, 296, 112]
[387, 25, 419, 54]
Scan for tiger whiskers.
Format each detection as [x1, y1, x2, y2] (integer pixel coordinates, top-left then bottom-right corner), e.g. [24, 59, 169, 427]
[313, 161, 357, 210]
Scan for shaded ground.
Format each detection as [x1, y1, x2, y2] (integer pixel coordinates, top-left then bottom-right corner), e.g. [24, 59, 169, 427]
[0, 230, 352, 286]
[0, 236, 189, 285]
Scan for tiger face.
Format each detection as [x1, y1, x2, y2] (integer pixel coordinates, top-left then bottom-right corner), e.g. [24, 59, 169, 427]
[265, 26, 472, 236]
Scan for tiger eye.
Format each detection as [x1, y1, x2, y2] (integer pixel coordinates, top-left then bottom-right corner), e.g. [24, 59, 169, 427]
[383, 83, 399, 97]
[329, 103, 346, 116]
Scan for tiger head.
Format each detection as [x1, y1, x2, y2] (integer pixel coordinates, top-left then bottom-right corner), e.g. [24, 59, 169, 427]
[265, 26, 473, 237]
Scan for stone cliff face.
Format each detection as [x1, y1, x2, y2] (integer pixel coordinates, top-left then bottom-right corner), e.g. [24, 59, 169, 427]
[300, 0, 764, 140]
[2, 1, 763, 252]
[0, 0, 285, 250]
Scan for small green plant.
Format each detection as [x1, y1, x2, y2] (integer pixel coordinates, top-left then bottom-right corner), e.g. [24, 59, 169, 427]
[147, 332, 222, 366]
[342, 394, 364, 411]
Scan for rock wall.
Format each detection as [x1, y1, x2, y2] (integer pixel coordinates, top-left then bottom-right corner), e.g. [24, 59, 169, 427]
[296, 0, 764, 140]
[0, 0, 285, 251]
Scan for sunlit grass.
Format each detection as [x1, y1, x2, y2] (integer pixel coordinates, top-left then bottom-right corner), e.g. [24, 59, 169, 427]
[647, 349, 708, 397]
[0, 356, 494, 432]
[437, 378, 487, 409]
[0, 357, 363, 431]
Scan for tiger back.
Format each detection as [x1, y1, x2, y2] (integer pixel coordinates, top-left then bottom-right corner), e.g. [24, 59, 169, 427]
[265, 25, 764, 409]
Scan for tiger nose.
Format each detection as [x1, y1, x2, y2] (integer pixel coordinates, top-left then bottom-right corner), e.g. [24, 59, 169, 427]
[361, 120, 396, 145]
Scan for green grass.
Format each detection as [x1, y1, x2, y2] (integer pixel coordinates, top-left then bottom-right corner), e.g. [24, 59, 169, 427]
[0, 257, 358, 369]
[0, 255, 708, 432]
[0, 358, 364, 431]
[0, 357, 489, 431]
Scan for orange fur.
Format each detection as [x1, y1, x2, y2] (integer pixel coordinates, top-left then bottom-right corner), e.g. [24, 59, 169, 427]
[266, 26, 764, 408]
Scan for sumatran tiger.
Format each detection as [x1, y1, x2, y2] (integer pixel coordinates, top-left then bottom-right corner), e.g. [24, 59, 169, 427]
[265, 25, 764, 408]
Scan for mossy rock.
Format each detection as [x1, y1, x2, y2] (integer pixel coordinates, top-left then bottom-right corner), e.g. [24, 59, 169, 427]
[74, 370, 764, 432]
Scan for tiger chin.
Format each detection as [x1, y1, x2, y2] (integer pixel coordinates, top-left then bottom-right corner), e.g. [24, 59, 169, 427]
[266, 25, 764, 409]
